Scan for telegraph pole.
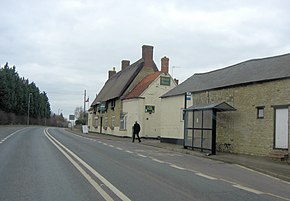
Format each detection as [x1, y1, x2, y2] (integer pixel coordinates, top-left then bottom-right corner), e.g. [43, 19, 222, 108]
[84, 89, 86, 114]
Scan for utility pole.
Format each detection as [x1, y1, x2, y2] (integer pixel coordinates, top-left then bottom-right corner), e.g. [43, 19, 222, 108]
[84, 89, 86, 115]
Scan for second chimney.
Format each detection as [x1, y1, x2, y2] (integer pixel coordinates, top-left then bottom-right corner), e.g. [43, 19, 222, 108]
[142, 45, 154, 68]
[121, 60, 130, 70]
[174, 78, 179, 85]
[108, 67, 116, 79]
[161, 56, 169, 74]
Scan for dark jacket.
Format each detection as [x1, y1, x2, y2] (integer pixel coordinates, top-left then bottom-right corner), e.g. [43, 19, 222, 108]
[133, 122, 141, 133]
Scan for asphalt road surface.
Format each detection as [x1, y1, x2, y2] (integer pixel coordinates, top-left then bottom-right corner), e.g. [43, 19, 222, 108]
[0, 126, 289, 201]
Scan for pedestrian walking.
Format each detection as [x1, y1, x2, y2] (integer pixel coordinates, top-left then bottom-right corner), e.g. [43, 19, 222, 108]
[132, 121, 141, 143]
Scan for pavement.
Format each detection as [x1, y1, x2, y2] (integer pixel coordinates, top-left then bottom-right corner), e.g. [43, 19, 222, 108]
[66, 128, 290, 182]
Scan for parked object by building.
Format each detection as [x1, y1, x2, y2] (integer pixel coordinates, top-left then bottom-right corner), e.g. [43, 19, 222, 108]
[161, 53, 290, 157]
[89, 45, 176, 138]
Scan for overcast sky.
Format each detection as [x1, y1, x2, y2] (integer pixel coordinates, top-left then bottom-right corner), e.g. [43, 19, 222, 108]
[1, 0, 290, 119]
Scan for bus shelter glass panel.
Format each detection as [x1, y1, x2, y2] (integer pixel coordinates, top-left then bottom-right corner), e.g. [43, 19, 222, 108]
[202, 130, 212, 150]
[203, 110, 212, 129]
[184, 111, 193, 147]
[193, 130, 201, 148]
[187, 110, 193, 128]
[184, 109, 214, 153]
[194, 111, 202, 128]
[184, 129, 193, 147]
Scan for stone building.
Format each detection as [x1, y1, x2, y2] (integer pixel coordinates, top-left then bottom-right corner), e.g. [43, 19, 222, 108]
[88, 45, 176, 138]
[161, 53, 290, 157]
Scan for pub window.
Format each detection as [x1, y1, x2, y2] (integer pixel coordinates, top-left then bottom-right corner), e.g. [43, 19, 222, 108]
[95, 118, 98, 128]
[111, 116, 116, 128]
[104, 117, 108, 129]
[257, 106, 265, 119]
[120, 115, 127, 130]
[111, 99, 116, 110]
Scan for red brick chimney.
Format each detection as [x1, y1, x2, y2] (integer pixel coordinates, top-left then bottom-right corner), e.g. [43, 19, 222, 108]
[161, 56, 169, 74]
[142, 45, 154, 68]
[108, 67, 116, 79]
[121, 60, 130, 70]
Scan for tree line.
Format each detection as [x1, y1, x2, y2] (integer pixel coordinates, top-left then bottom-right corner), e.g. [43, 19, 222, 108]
[0, 63, 66, 126]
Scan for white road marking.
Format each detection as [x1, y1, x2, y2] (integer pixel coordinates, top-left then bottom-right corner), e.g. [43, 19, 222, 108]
[195, 172, 217, 180]
[265, 193, 290, 201]
[137, 154, 147, 158]
[116, 147, 123, 150]
[235, 164, 290, 184]
[45, 128, 131, 201]
[0, 128, 27, 144]
[187, 169, 198, 173]
[109, 145, 114, 148]
[233, 184, 264, 194]
[103, 143, 108, 145]
[126, 150, 133, 154]
[170, 164, 186, 170]
[151, 158, 165, 163]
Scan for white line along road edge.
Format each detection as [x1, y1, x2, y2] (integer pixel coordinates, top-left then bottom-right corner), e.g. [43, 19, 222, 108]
[44, 128, 131, 201]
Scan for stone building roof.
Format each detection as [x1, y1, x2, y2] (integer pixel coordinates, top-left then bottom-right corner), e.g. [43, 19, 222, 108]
[162, 53, 290, 98]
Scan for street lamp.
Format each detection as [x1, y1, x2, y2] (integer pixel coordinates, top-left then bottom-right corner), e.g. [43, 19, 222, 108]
[27, 93, 32, 125]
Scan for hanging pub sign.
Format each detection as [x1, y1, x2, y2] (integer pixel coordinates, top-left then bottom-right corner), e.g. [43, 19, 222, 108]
[99, 102, 107, 112]
[145, 105, 155, 113]
[160, 76, 170, 86]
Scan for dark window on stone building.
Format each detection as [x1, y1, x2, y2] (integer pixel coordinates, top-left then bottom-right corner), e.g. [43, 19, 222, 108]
[257, 106, 265, 119]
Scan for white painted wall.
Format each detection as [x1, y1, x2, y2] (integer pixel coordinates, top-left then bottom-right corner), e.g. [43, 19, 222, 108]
[160, 95, 185, 140]
[123, 73, 177, 138]
[123, 98, 144, 137]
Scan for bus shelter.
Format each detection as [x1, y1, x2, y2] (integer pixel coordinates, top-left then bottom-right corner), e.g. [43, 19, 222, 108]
[183, 102, 236, 155]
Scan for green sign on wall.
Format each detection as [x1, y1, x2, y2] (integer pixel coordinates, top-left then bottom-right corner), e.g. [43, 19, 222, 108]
[99, 102, 107, 112]
[160, 76, 170, 86]
[145, 105, 155, 113]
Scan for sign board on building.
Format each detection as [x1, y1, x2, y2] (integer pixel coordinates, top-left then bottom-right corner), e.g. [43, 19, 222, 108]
[186, 92, 191, 100]
[145, 105, 155, 113]
[99, 102, 107, 112]
[69, 115, 75, 120]
[160, 76, 171, 86]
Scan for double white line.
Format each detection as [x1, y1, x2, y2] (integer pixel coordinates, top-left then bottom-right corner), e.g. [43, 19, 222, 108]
[44, 128, 131, 201]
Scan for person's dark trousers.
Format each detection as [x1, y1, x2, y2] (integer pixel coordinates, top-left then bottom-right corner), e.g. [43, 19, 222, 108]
[132, 133, 141, 143]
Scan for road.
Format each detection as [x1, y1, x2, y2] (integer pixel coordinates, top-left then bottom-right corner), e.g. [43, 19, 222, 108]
[0, 126, 289, 201]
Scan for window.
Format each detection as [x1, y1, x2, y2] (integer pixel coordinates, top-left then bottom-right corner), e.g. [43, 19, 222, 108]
[111, 116, 116, 128]
[95, 118, 98, 128]
[257, 106, 265, 119]
[180, 108, 185, 122]
[104, 117, 108, 129]
[120, 115, 127, 130]
[111, 99, 116, 110]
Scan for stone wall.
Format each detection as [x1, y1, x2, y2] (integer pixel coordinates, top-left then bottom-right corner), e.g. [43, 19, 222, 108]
[192, 78, 290, 156]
